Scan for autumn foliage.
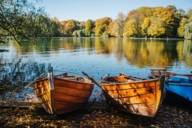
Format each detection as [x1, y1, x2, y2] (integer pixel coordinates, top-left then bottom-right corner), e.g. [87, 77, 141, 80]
[1, 1, 192, 41]
[57, 6, 192, 39]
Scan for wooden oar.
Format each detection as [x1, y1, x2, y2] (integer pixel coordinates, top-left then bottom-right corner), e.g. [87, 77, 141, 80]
[82, 72, 101, 88]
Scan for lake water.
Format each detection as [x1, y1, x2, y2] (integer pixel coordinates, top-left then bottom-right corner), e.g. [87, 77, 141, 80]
[0, 37, 192, 100]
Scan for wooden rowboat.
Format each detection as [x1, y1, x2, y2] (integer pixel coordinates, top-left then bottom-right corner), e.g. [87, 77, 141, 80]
[100, 74, 165, 117]
[34, 73, 94, 114]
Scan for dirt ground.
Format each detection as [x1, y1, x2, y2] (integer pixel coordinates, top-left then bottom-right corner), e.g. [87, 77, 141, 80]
[0, 101, 191, 128]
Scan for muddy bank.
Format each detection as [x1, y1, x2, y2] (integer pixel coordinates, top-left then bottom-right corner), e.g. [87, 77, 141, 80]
[0, 101, 191, 128]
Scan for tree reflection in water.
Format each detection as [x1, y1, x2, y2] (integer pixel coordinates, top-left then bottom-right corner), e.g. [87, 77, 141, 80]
[0, 38, 191, 100]
[3, 38, 192, 68]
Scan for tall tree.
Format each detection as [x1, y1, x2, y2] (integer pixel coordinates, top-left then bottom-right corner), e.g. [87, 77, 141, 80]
[0, 0, 41, 42]
[115, 12, 126, 36]
[84, 19, 93, 36]
[62, 20, 77, 35]
[177, 18, 188, 37]
[123, 19, 140, 37]
[147, 17, 166, 37]
[95, 17, 112, 36]
[108, 21, 118, 37]
[185, 22, 192, 39]
[141, 17, 150, 36]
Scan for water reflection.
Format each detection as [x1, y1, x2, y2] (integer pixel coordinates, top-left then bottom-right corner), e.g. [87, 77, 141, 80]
[1, 38, 192, 101]
[122, 39, 179, 67]
[1, 38, 192, 68]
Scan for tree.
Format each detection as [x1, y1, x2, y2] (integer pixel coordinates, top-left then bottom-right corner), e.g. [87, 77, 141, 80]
[141, 17, 150, 36]
[108, 21, 118, 37]
[185, 22, 192, 39]
[63, 20, 77, 35]
[123, 6, 184, 38]
[0, 0, 63, 41]
[95, 17, 112, 36]
[177, 18, 188, 37]
[84, 19, 93, 36]
[153, 7, 177, 37]
[147, 18, 166, 37]
[187, 9, 192, 21]
[123, 19, 140, 37]
[0, 0, 43, 42]
[115, 12, 126, 36]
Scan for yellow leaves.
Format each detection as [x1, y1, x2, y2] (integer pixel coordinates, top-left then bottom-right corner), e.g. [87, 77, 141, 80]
[95, 17, 112, 36]
[184, 22, 192, 39]
[177, 18, 188, 37]
[153, 7, 175, 25]
[108, 13, 125, 37]
[124, 6, 178, 37]
[123, 19, 140, 37]
[141, 18, 150, 36]
[85, 19, 93, 36]
[108, 21, 119, 37]
[147, 17, 166, 37]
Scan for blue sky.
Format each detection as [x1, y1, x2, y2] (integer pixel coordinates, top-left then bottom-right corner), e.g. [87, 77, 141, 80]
[37, 0, 192, 21]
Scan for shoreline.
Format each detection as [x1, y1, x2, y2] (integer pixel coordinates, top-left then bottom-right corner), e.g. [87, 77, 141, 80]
[32, 36, 186, 41]
[1, 36, 189, 41]
[0, 100, 191, 128]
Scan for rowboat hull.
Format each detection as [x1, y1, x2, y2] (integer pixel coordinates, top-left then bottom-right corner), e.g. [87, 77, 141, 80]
[34, 74, 94, 114]
[150, 69, 192, 103]
[101, 74, 164, 117]
[165, 76, 192, 103]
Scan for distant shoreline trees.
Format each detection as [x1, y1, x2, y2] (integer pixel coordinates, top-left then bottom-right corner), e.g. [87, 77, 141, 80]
[59, 6, 192, 39]
[1, 1, 192, 43]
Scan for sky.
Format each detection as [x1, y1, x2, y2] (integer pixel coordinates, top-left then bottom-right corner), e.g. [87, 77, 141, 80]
[37, 0, 192, 21]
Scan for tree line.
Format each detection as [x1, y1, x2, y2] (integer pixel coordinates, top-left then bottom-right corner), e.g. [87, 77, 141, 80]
[1, 0, 192, 43]
[62, 6, 192, 39]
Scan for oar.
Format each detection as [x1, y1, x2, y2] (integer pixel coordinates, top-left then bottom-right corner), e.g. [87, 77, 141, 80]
[82, 72, 101, 88]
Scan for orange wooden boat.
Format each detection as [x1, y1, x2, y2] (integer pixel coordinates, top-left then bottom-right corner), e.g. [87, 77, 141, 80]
[34, 73, 93, 114]
[100, 74, 165, 117]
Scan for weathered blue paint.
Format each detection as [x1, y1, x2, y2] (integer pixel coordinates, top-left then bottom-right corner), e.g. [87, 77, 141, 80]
[165, 76, 192, 103]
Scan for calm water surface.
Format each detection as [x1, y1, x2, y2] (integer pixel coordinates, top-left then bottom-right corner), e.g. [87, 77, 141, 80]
[0, 38, 192, 100]
[1, 38, 192, 76]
